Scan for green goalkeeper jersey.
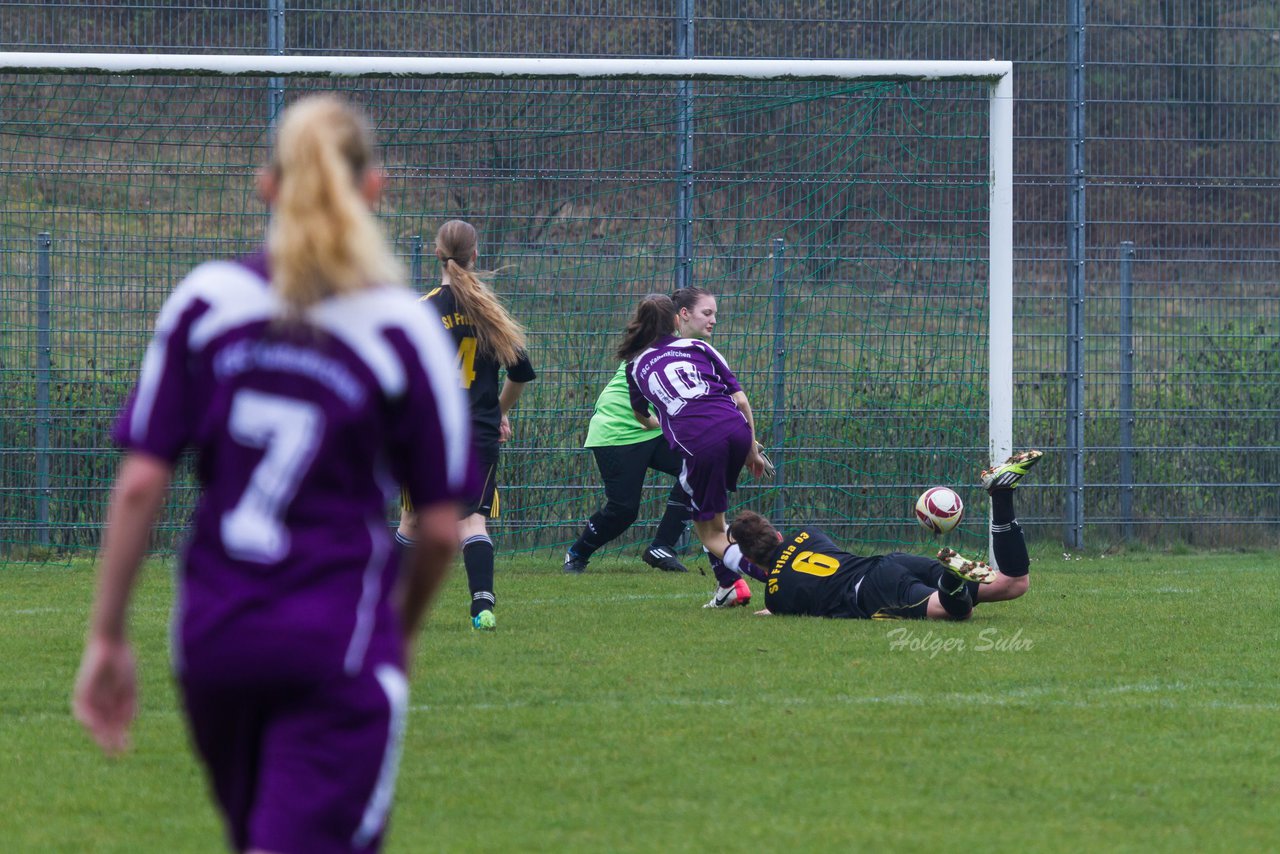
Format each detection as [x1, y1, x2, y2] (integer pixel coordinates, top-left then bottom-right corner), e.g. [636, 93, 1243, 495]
[584, 362, 664, 448]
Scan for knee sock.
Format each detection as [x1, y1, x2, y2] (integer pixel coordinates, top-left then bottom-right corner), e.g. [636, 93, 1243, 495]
[569, 520, 604, 559]
[990, 489, 1015, 525]
[708, 554, 740, 588]
[989, 490, 1029, 578]
[463, 534, 496, 617]
[991, 521, 1030, 578]
[653, 488, 692, 551]
[722, 543, 767, 582]
[936, 572, 974, 618]
[394, 530, 414, 565]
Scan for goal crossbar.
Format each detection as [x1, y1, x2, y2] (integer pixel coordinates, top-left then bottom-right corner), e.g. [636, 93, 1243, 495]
[0, 53, 1010, 83]
[0, 51, 1013, 466]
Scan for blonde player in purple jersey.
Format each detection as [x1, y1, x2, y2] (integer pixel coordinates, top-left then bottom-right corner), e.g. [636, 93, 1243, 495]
[72, 95, 475, 854]
[618, 293, 771, 608]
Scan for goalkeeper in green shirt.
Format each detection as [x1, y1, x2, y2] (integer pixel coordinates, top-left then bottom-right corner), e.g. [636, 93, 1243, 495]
[563, 287, 720, 574]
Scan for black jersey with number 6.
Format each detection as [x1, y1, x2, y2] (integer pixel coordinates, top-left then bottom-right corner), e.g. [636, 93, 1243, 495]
[424, 284, 536, 448]
[763, 528, 881, 618]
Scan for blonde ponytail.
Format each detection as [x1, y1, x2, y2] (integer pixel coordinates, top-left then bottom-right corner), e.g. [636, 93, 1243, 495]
[267, 95, 403, 311]
[435, 220, 527, 367]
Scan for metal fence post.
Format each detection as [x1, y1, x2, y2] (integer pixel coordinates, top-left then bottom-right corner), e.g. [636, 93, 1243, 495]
[1119, 241, 1135, 543]
[36, 232, 52, 547]
[267, 0, 286, 126]
[411, 234, 424, 291]
[1065, 0, 1086, 550]
[770, 238, 787, 522]
[674, 0, 694, 289]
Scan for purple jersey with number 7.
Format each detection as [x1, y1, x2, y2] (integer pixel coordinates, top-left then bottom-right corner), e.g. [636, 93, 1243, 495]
[113, 252, 474, 682]
[625, 334, 747, 456]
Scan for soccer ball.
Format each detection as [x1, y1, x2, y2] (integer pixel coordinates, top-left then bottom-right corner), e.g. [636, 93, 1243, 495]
[915, 486, 964, 534]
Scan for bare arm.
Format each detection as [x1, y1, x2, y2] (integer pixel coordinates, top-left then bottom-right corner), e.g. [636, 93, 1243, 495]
[397, 500, 462, 672]
[730, 390, 757, 441]
[731, 390, 768, 477]
[633, 408, 660, 431]
[497, 379, 527, 442]
[73, 452, 172, 755]
[498, 378, 526, 415]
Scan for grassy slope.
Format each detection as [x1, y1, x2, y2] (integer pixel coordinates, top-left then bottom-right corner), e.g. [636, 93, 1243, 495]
[1, 548, 1277, 852]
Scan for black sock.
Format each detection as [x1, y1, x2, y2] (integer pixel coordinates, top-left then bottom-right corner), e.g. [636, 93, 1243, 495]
[394, 530, 415, 565]
[653, 488, 691, 550]
[937, 576, 973, 618]
[990, 489, 1015, 525]
[463, 534, 496, 617]
[991, 521, 1030, 578]
[569, 521, 601, 558]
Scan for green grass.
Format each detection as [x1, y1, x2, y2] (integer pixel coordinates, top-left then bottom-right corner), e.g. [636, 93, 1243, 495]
[2, 547, 1278, 852]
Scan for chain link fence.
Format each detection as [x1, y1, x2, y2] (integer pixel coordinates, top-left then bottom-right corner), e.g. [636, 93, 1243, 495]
[2, 1, 1278, 552]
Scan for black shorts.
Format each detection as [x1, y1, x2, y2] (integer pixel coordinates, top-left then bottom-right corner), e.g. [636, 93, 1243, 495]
[402, 443, 500, 519]
[590, 435, 685, 511]
[855, 552, 946, 619]
[465, 443, 500, 519]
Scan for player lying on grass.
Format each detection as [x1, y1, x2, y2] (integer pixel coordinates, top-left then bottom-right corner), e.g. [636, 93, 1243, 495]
[726, 451, 1042, 620]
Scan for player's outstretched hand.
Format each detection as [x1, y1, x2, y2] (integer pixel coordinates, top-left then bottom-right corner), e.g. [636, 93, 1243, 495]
[72, 635, 138, 756]
[754, 608, 773, 616]
[747, 442, 775, 479]
[757, 448, 776, 478]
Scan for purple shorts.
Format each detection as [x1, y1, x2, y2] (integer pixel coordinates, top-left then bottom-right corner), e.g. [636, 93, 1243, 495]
[180, 662, 409, 854]
[678, 419, 753, 521]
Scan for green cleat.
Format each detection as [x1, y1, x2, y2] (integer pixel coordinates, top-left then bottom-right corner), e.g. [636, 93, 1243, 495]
[937, 547, 998, 584]
[471, 609, 496, 631]
[980, 449, 1044, 491]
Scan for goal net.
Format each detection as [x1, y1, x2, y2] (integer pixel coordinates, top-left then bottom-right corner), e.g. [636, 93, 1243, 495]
[0, 54, 1012, 558]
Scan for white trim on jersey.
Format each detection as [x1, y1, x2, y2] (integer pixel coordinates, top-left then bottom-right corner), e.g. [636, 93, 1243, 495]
[678, 459, 699, 511]
[352, 664, 409, 849]
[309, 293, 411, 396]
[343, 516, 390, 676]
[383, 299, 473, 492]
[127, 331, 168, 445]
[310, 291, 471, 490]
[126, 263, 247, 444]
[628, 336, 734, 392]
[147, 257, 470, 494]
[670, 336, 735, 379]
[187, 261, 279, 350]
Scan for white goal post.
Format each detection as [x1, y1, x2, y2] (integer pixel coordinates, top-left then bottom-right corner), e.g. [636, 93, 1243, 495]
[0, 52, 1013, 467]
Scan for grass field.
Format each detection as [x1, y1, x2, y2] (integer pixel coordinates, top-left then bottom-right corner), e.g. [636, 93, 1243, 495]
[2, 546, 1278, 853]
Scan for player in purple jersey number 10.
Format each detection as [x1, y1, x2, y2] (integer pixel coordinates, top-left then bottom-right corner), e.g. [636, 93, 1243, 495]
[618, 293, 772, 609]
[73, 94, 472, 854]
[563, 287, 728, 576]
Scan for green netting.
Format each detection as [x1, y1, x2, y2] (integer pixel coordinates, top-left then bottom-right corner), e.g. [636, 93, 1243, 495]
[0, 72, 992, 559]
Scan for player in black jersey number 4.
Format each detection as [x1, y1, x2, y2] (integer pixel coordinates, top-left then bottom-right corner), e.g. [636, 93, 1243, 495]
[728, 452, 1043, 620]
[397, 220, 537, 631]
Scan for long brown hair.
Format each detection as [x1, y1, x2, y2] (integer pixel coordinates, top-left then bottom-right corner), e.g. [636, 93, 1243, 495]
[435, 219, 526, 367]
[727, 510, 782, 567]
[616, 294, 677, 361]
[266, 94, 402, 310]
[671, 286, 713, 314]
